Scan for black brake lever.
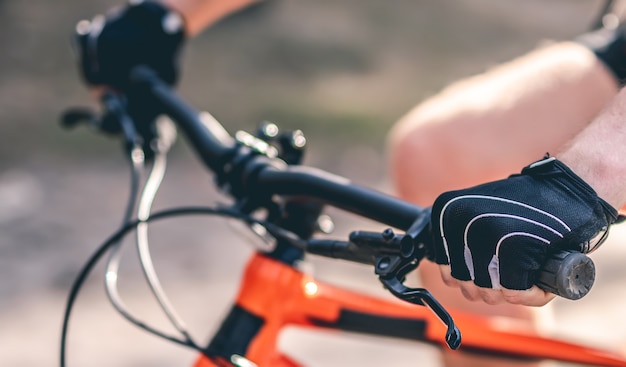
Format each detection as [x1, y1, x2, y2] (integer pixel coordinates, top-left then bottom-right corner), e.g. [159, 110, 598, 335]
[374, 243, 462, 350]
[60, 93, 144, 155]
[60, 107, 98, 130]
[374, 208, 462, 350]
[378, 275, 461, 350]
[59, 93, 125, 135]
[303, 207, 461, 349]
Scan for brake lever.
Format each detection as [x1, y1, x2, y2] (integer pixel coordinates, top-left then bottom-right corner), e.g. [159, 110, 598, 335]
[375, 247, 462, 350]
[374, 209, 462, 350]
[60, 107, 98, 130]
[378, 275, 461, 349]
[60, 93, 145, 155]
[59, 94, 126, 135]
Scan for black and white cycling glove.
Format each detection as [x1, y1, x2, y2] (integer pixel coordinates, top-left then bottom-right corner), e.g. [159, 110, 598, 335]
[429, 156, 619, 290]
[74, 0, 186, 90]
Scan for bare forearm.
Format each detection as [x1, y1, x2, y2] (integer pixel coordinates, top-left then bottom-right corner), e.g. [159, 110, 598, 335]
[558, 86, 626, 210]
[388, 42, 619, 206]
[160, 0, 260, 36]
[395, 42, 618, 151]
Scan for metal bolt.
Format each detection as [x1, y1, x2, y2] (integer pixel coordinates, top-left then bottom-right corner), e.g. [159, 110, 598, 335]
[382, 228, 394, 240]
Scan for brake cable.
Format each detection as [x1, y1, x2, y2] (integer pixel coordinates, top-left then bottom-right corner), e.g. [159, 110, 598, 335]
[59, 94, 205, 365]
[60, 205, 275, 366]
[97, 103, 205, 354]
[134, 122, 202, 347]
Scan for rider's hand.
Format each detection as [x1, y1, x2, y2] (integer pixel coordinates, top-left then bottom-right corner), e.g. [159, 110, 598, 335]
[74, 0, 186, 90]
[429, 156, 619, 306]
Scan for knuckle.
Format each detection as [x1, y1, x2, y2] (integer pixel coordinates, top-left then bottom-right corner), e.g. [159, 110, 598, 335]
[502, 291, 526, 305]
[479, 290, 503, 305]
[439, 266, 459, 287]
[461, 291, 479, 302]
[441, 274, 458, 287]
[460, 283, 480, 301]
[483, 297, 501, 305]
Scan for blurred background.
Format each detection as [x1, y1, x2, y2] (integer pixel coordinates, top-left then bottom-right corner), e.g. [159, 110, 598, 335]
[2, 0, 626, 366]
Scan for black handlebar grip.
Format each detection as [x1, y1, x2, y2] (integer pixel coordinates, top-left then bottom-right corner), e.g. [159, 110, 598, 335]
[537, 250, 595, 300]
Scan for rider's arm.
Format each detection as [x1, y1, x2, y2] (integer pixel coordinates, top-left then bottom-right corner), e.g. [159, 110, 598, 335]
[495, 87, 626, 306]
[558, 86, 626, 210]
[424, 63, 626, 308]
[160, 0, 261, 36]
[387, 41, 619, 207]
[389, 25, 626, 309]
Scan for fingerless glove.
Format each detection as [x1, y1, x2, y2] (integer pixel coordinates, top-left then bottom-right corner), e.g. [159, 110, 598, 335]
[75, 0, 186, 89]
[430, 156, 618, 290]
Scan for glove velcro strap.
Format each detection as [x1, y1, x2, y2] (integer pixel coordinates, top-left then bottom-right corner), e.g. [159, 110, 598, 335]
[522, 156, 619, 253]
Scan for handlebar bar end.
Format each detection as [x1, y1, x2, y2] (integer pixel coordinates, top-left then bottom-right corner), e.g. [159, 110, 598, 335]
[537, 250, 595, 300]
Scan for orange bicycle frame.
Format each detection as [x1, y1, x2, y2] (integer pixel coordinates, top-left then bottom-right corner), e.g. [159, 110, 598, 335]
[194, 252, 626, 367]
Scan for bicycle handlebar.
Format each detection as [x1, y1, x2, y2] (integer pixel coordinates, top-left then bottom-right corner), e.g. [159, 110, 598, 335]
[131, 67, 236, 174]
[127, 66, 594, 300]
[130, 66, 422, 230]
[254, 166, 422, 230]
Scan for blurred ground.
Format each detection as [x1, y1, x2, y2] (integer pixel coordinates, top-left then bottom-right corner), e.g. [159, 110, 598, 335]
[2, 1, 626, 366]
